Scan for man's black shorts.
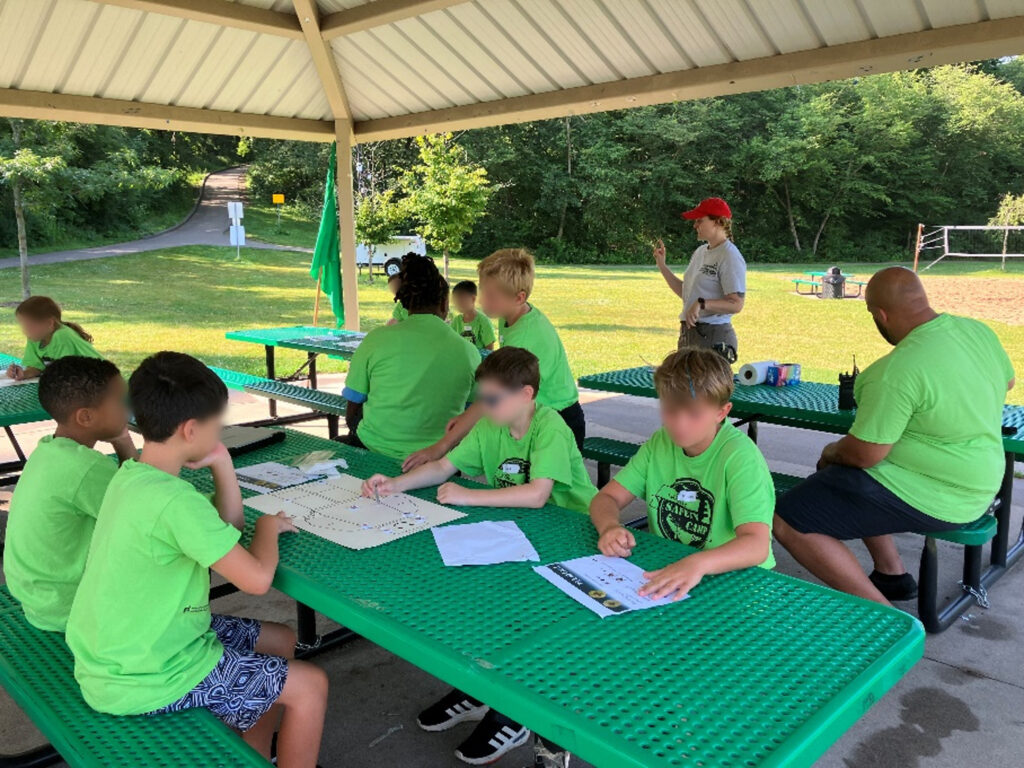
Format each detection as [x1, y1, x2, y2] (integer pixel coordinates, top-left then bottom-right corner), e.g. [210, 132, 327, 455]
[775, 464, 970, 540]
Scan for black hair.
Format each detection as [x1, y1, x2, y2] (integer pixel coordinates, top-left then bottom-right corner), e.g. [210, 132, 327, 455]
[475, 347, 540, 396]
[452, 280, 477, 296]
[395, 253, 448, 313]
[38, 356, 121, 423]
[129, 351, 227, 442]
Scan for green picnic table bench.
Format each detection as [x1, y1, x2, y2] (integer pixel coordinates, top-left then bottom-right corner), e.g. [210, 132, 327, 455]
[578, 368, 1024, 633]
[175, 429, 923, 768]
[795, 272, 866, 297]
[791, 278, 820, 295]
[0, 587, 266, 768]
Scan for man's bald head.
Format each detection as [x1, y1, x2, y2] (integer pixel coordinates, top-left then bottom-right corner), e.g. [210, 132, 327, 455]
[865, 267, 936, 345]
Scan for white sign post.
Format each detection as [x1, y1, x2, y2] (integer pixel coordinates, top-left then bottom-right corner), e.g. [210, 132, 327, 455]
[227, 201, 245, 259]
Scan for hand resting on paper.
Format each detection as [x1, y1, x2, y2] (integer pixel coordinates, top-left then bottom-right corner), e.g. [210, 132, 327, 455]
[361, 474, 400, 498]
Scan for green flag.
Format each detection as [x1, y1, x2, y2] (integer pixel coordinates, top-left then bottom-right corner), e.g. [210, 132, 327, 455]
[311, 143, 344, 327]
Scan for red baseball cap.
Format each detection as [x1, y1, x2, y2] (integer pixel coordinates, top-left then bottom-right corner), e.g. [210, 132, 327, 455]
[681, 197, 731, 220]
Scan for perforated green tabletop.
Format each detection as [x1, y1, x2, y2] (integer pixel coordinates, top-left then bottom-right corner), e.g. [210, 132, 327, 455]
[225, 325, 358, 346]
[0, 588, 267, 767]
[184, 431, 924, 768]
[276, 333, 365, 359]
[578, 367, 1024, 455]
[0, 380, 47, 428]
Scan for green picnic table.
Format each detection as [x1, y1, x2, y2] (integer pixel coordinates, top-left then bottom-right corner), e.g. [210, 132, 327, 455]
[179, 429, 923, 768]
[0, 355, 49, 473]
[578, 367, 1024, 622]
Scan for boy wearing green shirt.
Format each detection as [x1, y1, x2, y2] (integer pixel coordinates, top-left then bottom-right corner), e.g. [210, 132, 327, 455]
[65, 353, 328, 768]
[449, 280, 496, 350]
[362, 347, 597, 767]
[4, 356, 136, 632]
[590, 348, 775, 601]
[6, 296, 102, 381]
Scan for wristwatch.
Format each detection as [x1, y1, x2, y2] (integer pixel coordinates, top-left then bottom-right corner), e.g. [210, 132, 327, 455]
[697, 297, 706, 310]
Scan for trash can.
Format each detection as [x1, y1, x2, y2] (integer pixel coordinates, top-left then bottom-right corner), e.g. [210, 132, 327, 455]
[820, 267, 846, 299]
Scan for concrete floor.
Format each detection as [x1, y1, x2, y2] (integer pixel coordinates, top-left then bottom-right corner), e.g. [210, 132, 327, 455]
[1, 382, 1022, 767]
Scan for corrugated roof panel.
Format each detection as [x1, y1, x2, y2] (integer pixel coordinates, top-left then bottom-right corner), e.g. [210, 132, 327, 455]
[476, 0, 591, 89]
[173, 26, 262, 108]
[61, 4, 145, 96]
[856, 0, 926, 36]
[137, 20, 222, 105]
[919, 0, 985, 27]
[16, 0, 96, 93]
[700, 0, 783, 60]
[644, 0, 733, 67]
[390, 15, 504, 102]
[562, 0, 661, 79]
[0, 0, 54, 89]
[103, 15, 189, 101]
[745, 0, 823, 53]
[204, 34, 296, 112]
[334, 36, 441, 115]
[232, 39, 315, 115]
[598, 0, 696, 73]
[418, 9, 530, 98]
[987, 0, 1024, 19]
[335, 30, 460, 111]
[514, 0, 619, 84]
[802, 0, 873, 45]
[263, 57, 331, 118]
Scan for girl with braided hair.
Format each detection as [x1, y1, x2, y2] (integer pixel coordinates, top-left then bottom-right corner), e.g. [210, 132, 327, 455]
[341, 254, 480, 460]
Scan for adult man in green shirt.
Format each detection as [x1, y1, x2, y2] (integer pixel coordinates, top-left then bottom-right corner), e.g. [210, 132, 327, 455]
[774, 267, 1014, 605]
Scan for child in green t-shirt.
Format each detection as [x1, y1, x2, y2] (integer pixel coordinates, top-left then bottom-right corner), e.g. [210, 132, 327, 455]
[362, 346, 596, 768]
[65, 353, 328, 768]
[384, 256, 409, 324]
[6, 296, 103, 381]
[590, 347, 775, 601]
[449, 280, 496, 350]
[3, 356, 136, 632]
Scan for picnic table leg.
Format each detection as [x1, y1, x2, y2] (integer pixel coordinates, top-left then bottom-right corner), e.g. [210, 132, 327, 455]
[0, 743, 62, 768]
[747, 420, 759, 444]
[308, 352, 318, 389]
[991, 451, 1022, 569]
[264, 346, 277, 419]
[4, 426, 26, 464]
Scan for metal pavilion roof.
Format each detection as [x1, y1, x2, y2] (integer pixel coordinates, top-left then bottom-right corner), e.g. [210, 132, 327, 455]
[1, 0, 1023, 144]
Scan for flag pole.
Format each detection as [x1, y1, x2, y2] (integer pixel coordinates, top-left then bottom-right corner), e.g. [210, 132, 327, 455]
[313, 268, 323, 326]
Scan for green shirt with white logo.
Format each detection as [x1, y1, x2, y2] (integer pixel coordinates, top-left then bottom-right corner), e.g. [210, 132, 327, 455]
[615, 422, 775, 568]
[498, 305, 578, 411]
[344, 314, 480, 460]
[66, 461, 240, 715]
[851, 313, 1013, 523]
[3, 436, 117, 632]
[451, 312, 496, 350]
[447, 404, 597, 513]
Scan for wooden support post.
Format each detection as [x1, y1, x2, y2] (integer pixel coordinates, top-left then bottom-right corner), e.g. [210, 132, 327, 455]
[335, 121, 360, 331]
[912, 223, 923, 272]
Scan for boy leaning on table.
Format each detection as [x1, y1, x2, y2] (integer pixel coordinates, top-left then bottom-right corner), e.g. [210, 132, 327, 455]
[361, 346, 596, 768]
[589, 347, 775, 599]
[65, 352, 328, 768]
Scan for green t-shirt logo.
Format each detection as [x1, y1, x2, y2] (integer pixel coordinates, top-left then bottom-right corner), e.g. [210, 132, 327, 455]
[651, 479, 715, 549]
[460, 328, 476, 344]
[495, 457, 531, 488]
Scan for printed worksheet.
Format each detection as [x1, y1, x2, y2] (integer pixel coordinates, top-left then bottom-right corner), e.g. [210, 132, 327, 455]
[236, 461, 328, 493]
[534, 554, 687, 618]
[0, 375, 33, 388]
[243, 474, 466, 550]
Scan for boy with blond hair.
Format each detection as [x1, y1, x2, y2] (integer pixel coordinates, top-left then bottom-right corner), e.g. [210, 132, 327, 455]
[590, 348, 775, 599]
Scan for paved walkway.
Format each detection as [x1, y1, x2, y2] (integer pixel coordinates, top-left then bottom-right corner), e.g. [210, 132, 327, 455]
[0, 167, 308, 270]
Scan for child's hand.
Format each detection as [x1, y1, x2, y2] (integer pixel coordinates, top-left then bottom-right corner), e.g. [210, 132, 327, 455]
[402, 443, 444, 472]
[436, 482, 471, 506]
[259, 511, 298, 534]
[6, 364, 23, 380]
[184, 442, 232, 470]
[640, 557, 705, 601]
[362, 474, 396, 498]
[597, 525, 635, 558]
[652, 238, 667, 265]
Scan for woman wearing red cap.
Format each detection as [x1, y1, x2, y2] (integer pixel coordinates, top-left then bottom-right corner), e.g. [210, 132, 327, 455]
[654, 197, 746, 357]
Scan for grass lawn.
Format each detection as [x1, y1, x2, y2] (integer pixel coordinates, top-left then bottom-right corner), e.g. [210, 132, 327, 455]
[0, 247, 1020, 404]
[244, 204, 319, 249]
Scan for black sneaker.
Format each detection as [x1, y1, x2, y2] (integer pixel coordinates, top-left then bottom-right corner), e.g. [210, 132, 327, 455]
[417, 689, 489, 732]
[454, 710, 530, 765]
[869, 570, 918, 601]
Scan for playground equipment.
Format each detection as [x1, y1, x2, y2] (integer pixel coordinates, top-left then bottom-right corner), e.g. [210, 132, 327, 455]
[914, 224, 1024, 271]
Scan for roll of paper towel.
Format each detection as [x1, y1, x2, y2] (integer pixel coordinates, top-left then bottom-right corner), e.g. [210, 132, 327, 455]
[738, 361, 777, 386]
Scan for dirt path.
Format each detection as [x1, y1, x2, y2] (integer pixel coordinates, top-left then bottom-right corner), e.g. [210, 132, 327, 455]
[0, 167, 309, 271]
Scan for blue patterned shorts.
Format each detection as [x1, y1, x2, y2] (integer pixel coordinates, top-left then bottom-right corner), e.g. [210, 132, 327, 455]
[147, 615, 289, 732]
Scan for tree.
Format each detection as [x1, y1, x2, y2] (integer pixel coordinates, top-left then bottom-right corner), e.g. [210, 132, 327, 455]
[0, 120, 67, 298]
[402, 133, 492, 277]
[355, 187, 402, 280]
[989, 192, 1024, 270]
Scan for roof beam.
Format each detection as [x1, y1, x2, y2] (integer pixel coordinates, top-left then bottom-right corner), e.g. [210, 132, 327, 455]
[293, 0, 352, 122]
[353, 15, 1024, 142]
[0, 89, 333, 142]
[86, 0, 303, 38]
[320, 0, 469, 40]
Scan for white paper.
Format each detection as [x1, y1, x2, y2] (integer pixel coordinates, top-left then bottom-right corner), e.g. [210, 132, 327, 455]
[534, 554, 687, 618]
[432, 520, 539, 567]
[236, 461, 327, 493]
[0, 375, 33, 388]
[243, 474, 466, 550]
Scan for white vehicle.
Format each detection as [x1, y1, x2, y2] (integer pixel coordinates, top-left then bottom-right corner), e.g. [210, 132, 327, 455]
[356, 235, 426, 272]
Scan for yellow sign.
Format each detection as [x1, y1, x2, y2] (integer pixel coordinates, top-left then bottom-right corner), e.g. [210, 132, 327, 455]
[272, 193, 285, 204]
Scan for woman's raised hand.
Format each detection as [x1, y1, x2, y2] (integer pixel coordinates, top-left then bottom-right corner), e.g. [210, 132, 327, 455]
[652, 238, 667, 265]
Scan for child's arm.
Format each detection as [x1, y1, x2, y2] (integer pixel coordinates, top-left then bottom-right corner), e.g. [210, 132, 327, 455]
[186, 443, 244, 531]
[361, 457, 458, 498]
[483, 342, 495, 351]
[109, 427, 138, 464]
[639, 521, 771, 600]
[589, 481, 638, 557]
[10, 365, 41, 380]
[211, 512, 296, 595]
[402, 402, 485, 471]
[435, 477, 554, 508]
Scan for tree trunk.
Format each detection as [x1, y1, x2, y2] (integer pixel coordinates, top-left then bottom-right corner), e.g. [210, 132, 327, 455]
[443, 248, 450, 280]
[782, 182, 801, 251]
[812, 211, 831, 256]
[10, 120, 29, 299]
[556, 116, 572, 241]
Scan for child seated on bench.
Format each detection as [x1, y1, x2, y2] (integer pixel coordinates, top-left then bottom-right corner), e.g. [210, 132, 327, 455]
[3, 356, 136, 632]
[450, 280, 496, 350]
[6, 296, 103, 381]
[589, 348, 775, 600]
[66, 352, 328, 768]
[361, 346, 596, 768]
